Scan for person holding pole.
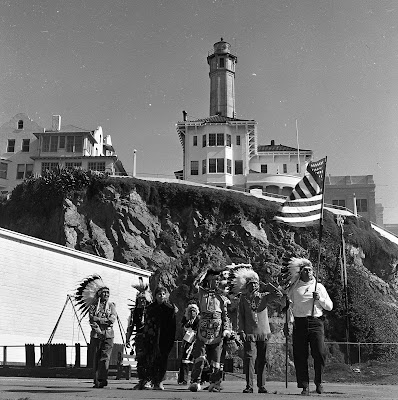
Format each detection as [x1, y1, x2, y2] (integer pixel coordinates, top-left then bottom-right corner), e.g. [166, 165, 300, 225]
[285, 258, 333, 396]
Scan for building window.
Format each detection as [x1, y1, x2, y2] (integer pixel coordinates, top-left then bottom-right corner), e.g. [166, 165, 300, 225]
[41, 162, 58, 175]
[16, 164, 33, 180]
[356, 199, 368, 212]
[217, 133, 224, 146]
[236, 135, 241, 145]
[209, 158, 216, 173]
[283, 164, 287, 173]
[22, 139, 30, 152]
[332, 199, 346, 208]
[50, 136, 58, 152]
[226, 134, 231, 147]
[65, 162, 82, 168]
[296, 164, 300, 173]
[88, 162, 105, 172]
[202, 159, 206, 174]
[7, 139, 15, 152]
[66, 136, 74, 152]
[59, 136, 66, 149]
[235, 160, 243, 175]
[202, 134, 206, 147]
[42, 136, 50, 152]
[17, 120, 23, 129]
[190, 160, 199, 175]
[217, 158, 224, 172]
[261, 164, 267, 173]
[219, 58, 225, 68]
[193, 135, 197, 146]
[75, 136, 83, 152]
[0, 162, 8, 179]
[227, 159, 232, 174]
[208, 133, 216, 146]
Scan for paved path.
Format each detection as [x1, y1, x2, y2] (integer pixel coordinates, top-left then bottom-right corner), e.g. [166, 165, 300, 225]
[0, 377, 397, 400]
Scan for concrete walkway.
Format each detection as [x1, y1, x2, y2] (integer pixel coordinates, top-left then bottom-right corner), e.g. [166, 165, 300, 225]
[0, 377, 397, 400]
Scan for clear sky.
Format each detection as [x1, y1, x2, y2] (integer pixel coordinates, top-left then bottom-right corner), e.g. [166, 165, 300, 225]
[1, 0, 397, 223]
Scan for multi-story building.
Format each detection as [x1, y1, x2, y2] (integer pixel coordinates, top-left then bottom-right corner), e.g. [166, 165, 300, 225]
[324, 175, 377, 223]
[0, 113, 126, 195]
[176, 39, 313, 196]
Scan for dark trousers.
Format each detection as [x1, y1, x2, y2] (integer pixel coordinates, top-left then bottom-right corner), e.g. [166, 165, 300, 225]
[151, 352, 169, 385]
[293, 317, 326, 388]
[91, 337, 114, 385]
[243, 340, 268, 389]
[190, 339, 223, 383]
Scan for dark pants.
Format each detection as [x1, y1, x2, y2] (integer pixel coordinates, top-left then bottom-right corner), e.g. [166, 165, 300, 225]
[151, 351, 169, 385]
[91, 337, 114, 385]
[243, 340, 268, 389]
[178, 340, 194, 383]
[293, 317, 326, 388]
[190, 339, 223, 384]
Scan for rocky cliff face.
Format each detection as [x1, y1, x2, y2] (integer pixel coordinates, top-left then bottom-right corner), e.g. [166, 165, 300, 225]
[2, 176, 398, 360]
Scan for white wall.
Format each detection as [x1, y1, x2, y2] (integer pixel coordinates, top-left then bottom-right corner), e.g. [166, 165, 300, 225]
[0, 228, 151, 363]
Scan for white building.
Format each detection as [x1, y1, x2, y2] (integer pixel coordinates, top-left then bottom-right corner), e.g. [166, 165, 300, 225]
[176, 39, 313, 196]
[0, 227, 151, 364]
[0, 113, 126, 196]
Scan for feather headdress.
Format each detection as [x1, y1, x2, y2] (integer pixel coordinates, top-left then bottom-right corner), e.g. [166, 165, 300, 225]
[279, 257, 312, 290]
[184, 303, 199, 319]
[75, 274, 108, 315]
[228, 264, 259, 295]
[132, 277, 152, 305]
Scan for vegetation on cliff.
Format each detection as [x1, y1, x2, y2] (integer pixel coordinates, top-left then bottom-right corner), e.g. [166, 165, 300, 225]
[1, 168, 398, 364]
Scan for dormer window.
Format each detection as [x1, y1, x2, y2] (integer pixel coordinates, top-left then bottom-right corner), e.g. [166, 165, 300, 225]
[17, 120, 23, 129]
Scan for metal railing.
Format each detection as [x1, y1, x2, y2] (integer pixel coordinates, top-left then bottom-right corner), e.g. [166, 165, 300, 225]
[2, 341, 398, 368]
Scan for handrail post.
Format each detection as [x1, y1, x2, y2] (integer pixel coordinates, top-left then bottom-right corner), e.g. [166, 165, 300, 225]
[3, 346, 7, 366]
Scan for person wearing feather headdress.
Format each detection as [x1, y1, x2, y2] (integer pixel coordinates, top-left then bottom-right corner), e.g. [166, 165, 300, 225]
[284, 258, 333, 396]
[75, 275, 116, 389]
[233, 266, 283, 394]
[126, 278, 153, 390]
[177, 302, 200, 385]
[188, 268, 232, 393]
[140, 285, 177, 390]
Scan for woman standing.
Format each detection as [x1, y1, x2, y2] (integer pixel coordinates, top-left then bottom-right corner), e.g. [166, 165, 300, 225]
[141, 285, 177, 390]
[177, 303, 200, 384]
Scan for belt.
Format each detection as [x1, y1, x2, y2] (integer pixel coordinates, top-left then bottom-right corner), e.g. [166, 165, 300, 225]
[295, 316, 324, 320]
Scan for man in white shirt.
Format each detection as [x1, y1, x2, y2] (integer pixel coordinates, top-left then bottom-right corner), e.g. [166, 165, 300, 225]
[287, 259, 333, 396]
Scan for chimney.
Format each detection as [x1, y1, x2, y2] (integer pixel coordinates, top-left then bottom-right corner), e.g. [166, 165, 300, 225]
[52, 115, 61, 131]
[271, 139, 275, 146]
[182, 110, 187, 121]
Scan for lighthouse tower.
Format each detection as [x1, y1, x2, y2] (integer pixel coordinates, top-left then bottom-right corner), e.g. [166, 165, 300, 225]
[207, 38, 237, 118]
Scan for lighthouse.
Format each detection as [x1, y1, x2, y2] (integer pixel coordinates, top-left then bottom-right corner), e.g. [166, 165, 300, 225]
[207, 38, 237, 118]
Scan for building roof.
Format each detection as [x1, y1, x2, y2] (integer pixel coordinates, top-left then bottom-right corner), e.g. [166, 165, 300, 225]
[178, 115, 256, 124]
[44, 124, 92, 133]
[257, 143, 311, 152]
[325, 175, 375, 186]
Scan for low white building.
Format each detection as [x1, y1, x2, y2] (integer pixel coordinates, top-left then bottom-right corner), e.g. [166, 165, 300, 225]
[0, 227, 151, 364]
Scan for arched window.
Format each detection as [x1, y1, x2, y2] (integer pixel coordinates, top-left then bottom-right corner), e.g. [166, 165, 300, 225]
[18, 120, 23, 129]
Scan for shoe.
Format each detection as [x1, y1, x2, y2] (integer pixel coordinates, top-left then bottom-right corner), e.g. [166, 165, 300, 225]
[189, 382, 201, 392]
[208, 381, 221, 392]
[133, 380, 147, 390]
[316, 384, 323, 394]
[258, 386, 268, 393]
[243, 387, 253, 393]
[178, 380, 188, 385]
[301, 386, 310, 396]
[153, 382, 164, 390]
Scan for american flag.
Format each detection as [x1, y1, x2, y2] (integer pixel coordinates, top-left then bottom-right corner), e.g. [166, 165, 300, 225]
[274, 158, 327, 227]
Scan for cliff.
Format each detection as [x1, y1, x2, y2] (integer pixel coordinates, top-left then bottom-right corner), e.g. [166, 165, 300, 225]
[1, 169, 398, 364]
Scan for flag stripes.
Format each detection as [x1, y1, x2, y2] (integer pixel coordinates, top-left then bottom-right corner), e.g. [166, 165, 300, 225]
[274, 158, 327, 227]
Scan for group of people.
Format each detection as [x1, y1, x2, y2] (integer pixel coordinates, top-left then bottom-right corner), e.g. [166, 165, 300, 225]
[75, 257, 333, 396]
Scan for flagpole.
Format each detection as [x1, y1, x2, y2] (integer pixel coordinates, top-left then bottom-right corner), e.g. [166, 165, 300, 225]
[312, 156, 327, 316]
[296, 119, 300, 173]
